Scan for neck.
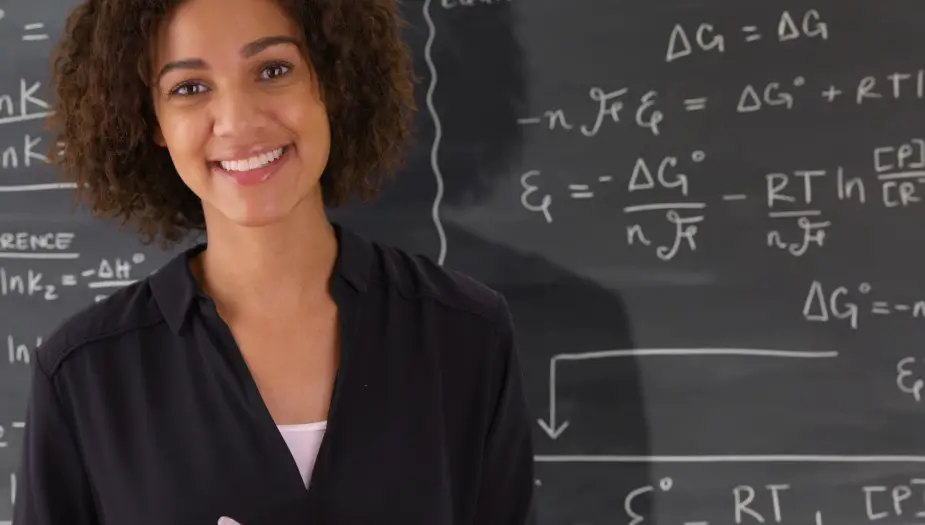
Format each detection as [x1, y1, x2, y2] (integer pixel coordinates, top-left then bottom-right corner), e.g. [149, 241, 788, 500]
[193, 195, 338, 318]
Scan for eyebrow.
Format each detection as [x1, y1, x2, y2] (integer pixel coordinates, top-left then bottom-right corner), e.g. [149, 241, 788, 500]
[156, 35, 301, 83]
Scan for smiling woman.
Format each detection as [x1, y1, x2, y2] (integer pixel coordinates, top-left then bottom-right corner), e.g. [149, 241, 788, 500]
[13, 0, 537, 524]
[149, 7, 334, 229]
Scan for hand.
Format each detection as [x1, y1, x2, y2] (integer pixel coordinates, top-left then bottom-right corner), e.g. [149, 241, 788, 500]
[217, 517, 242, 525]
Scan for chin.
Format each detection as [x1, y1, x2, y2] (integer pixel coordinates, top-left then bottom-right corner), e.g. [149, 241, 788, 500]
[227, 209, 293, 228]
[202, 181, 322, 230]
[206, 198, 294, 228]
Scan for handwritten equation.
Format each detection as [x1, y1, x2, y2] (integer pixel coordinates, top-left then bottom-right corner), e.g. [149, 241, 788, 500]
[665, 9, 829, 62]
[0, 78, 67, 192]
[608, 477, 925, 525]
[802, 280, 925, 330]
[799, 278, 925, 401]
[0, 245, 149, 302]
[517, 67, 924, 139]
[521, 139, 925, 260]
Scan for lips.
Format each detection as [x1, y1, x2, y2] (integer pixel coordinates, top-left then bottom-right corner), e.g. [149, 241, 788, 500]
[209, 145, 291, 187]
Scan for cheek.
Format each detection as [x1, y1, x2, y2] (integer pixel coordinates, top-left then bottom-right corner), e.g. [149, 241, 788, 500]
[161, 113, 212, 171]
[282, 99, 331, 165]
[279, 98, 328, 140]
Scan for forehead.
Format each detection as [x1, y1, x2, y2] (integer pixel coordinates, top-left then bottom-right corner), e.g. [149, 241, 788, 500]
[153, 0, 299, 61]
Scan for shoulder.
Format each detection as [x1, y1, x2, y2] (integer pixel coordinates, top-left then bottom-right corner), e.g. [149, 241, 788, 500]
[370, 241, 511, 331]
[34, 278, 162, 377]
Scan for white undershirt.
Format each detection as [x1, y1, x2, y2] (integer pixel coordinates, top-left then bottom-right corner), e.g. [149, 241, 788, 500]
[276, 421, 327, 488]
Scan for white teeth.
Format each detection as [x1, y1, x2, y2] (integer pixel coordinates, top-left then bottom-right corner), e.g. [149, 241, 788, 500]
[219, 147, 284, 172]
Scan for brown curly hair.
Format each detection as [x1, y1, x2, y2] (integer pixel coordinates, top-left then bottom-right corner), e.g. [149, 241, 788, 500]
[48, 0, 417, 247]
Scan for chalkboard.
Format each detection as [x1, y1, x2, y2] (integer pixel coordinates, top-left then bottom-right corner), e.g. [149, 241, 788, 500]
[3, 0, 925, 524]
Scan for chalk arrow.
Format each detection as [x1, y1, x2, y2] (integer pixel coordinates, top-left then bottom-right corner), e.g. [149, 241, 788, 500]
[537, 354, 569, 439]
[537, 417, 569, 440]
[536, 347, 838, 440]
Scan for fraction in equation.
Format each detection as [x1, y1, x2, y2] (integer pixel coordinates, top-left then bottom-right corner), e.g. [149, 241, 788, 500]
[62, 254, 145, 289]
[0, 254, 146, 301]
[623, 151, 705, 261]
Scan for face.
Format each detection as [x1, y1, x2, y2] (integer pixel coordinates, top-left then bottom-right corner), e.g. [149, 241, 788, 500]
[150, 0, 330, 228]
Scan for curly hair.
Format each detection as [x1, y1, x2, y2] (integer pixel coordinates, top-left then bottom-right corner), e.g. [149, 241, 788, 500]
[48, 0, 417, 247]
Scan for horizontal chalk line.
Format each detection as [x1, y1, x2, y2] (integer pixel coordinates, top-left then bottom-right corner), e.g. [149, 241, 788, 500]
[534, 454, 925, 463]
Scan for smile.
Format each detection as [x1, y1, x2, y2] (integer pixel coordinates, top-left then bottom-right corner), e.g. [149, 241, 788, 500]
[218, 146, 286, 172]
[210, 145, 292, 187]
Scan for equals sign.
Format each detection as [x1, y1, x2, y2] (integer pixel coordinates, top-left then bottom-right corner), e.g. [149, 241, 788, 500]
[22, 23, 49, 41]
[742, 25, 762, 42]
[569, 184, 594, 199]
[684, 97, 707, 111]
[61, 275, 78, 286]
[871, 301, 891, 315]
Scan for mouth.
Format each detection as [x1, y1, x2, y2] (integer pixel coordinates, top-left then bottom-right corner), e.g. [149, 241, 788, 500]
[208, 145, 291, 186]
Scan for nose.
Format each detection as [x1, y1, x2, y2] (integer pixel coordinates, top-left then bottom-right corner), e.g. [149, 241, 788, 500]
[211, 86, 268, 138]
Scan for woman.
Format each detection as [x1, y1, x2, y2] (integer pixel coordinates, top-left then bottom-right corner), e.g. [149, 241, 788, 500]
[13, 0, 536, 523]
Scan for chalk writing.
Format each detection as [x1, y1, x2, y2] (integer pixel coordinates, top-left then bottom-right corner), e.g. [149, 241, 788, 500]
[666, 10, 829, 63]
[5, 334, 37, 365]
[562, 476, 925, 525]
[802, 280, 925, 330]
[517, 137, 925, 260]
[0, 253, 148, 302]
[896, 357, 925, 402]
[0, 232, 75, 255]
[21, 23, 47, 42]
[0, 80, 52, 126]
[517, 70, 925, 138]
[537, 347, 837, 440]
[0, 134, 49, 170]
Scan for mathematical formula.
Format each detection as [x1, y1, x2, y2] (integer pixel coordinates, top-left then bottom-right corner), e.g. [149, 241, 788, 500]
[520, 139, 924, 260]
[0, 252, 148, 302]
[517, 70, 925, 139]
[802, 280, 925, 330]
[609, 477, 925, 525]
[665, 9, 829, 62]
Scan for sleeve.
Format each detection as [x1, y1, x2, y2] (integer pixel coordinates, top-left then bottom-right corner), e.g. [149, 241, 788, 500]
[13, 351, 98, 524]
[472, 293, 538, 525]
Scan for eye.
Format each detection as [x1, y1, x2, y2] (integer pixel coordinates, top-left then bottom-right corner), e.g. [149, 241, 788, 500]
[169, 81, 209, 97]
[260, 62, 292, 81]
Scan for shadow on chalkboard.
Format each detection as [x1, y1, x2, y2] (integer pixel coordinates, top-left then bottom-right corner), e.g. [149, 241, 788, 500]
[441, 224, 652, 524]
[333, 2, 654, 523]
